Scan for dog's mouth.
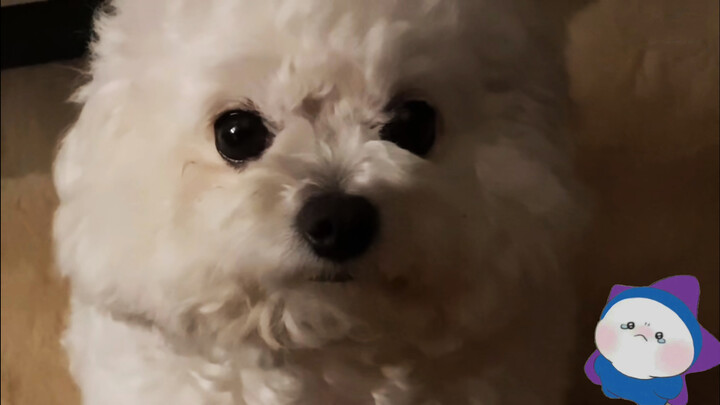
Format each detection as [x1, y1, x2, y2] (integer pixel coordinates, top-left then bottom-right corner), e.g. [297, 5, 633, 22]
[310, 272, 354, 283]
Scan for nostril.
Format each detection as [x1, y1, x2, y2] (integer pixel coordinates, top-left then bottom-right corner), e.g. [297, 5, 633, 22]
[307, 219, 335, 244]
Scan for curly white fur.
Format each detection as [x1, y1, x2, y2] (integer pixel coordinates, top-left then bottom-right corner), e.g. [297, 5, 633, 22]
[53, 0, 584, 404]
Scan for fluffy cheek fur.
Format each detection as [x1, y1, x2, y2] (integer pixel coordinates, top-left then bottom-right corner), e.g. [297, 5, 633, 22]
[53, 0, 582, 387]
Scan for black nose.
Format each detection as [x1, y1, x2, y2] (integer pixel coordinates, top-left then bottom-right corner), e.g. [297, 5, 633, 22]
[295, 192, 379, 262]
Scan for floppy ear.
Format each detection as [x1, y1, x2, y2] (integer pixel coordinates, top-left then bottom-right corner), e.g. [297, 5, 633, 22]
[53, 99, 98, 283]
[53, 127, 85, 203]
[53, 75, 129, 197]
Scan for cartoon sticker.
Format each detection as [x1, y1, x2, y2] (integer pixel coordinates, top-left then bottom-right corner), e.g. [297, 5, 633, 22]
[585, 275, 720, 405]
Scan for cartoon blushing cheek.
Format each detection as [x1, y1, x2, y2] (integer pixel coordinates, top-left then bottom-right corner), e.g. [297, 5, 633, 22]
[596, 322, 619, 356]
[655, 341, 694, 375]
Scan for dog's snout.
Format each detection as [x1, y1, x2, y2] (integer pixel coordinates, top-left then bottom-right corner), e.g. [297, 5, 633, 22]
[296, 192, 379, 262]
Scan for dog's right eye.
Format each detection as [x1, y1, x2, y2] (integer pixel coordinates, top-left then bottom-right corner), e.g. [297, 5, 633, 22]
[214, 109, 273, 165]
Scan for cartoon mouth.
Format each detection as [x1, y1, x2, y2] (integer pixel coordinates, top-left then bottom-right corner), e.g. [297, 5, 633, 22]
[633, 334, 648, 342]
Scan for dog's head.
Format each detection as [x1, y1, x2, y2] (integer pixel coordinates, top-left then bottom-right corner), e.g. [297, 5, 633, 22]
[54, 0, 580, 350]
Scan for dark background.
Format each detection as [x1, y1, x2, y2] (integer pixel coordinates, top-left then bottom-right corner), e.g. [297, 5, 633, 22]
[1, 0, 103, 70]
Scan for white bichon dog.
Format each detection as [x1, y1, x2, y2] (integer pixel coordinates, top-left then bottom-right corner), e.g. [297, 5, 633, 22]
[53, 0, 584, 404]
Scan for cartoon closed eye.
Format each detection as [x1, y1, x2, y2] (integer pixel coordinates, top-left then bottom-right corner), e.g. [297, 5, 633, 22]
[584, 275, 720, 405]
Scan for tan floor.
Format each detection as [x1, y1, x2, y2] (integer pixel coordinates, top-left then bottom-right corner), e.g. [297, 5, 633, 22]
[1, 1, 718, 404]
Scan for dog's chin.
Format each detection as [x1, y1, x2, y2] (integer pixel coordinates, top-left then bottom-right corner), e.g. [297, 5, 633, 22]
[310, 271, 354, 283]
[296, 253, 365, 284]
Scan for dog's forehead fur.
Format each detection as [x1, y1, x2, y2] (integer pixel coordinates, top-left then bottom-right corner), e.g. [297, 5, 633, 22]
[80, 0, 539, 110]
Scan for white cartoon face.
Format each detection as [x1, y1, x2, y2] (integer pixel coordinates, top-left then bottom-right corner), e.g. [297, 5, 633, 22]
[595, 298, 695, 379]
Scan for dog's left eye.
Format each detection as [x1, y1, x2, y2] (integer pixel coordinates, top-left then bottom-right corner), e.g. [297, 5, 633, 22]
[380, 100, 437, 157]
[214, 109, 273, 164]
